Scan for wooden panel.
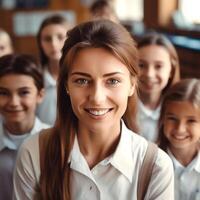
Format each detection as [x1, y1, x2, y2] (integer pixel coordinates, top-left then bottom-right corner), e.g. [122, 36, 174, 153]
[143, 0, 177, 28]
[0, 0, 90, 56]
[176, 47, 200, 78]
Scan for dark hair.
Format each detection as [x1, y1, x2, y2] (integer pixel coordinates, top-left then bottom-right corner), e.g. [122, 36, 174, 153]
[89, 0, 118, 22]
[37, 14, 69, 66]
[39, 19, 139, 200]
[138, 33, 180, 92]
[158, 78, 200, 151]
[0, 54, 44, 90]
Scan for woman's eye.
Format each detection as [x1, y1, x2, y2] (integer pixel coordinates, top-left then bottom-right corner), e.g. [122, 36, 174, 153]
[75, 79, 89, 85]
[107, 79, 120, 85]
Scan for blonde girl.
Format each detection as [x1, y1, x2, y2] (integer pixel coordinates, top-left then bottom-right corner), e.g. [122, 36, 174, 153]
[158, 78, 200, 200]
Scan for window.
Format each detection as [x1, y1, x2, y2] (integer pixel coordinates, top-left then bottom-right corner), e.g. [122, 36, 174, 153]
[114, 0, 143, 21]
[179, 0, 200, 24]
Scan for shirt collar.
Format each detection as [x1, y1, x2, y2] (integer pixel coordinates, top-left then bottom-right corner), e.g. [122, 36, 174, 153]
[44, 69, 56, 88]
[0, 117, 47, 151]
[110, 121, 134, 182]
[68, 121, 135, 183]
[168, 148, 200, 173]
[69, 135, 97, 182]
[138, 99, 161, 120]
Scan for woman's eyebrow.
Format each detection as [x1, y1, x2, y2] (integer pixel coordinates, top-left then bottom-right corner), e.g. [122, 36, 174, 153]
[70, 71, 124, 77]
[70, 72, 91, 77]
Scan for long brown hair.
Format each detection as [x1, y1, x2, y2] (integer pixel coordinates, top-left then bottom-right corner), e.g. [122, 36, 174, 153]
[39, 20, 139, 200]
[158, 78, 200, 151]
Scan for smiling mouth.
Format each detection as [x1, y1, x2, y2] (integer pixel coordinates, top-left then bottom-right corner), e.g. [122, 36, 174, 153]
[85, 108, 113, 116]
[173, 135, 189, 140]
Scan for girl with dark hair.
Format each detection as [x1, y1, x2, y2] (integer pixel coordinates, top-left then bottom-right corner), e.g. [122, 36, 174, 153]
[36, 14, 72, 125]
[14, 20, 174, 200]
[158, 78, 200, 200]
[136, 33, 180, 142]
[0, 54, 50, 200]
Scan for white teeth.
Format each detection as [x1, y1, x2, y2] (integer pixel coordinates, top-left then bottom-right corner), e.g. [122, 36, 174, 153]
[173, 135, 187, 140]
[87, 109, 109, 116]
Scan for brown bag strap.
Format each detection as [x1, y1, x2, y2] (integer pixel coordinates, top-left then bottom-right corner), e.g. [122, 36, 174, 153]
[39, 128, 51, 173]
[137, 142, 158, 200]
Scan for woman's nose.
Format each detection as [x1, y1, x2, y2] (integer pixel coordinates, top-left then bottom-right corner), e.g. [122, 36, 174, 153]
[88, 83, 106, 105]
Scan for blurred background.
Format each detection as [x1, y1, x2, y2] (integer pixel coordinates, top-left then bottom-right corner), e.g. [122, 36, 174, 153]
[0, 0, 200, 78]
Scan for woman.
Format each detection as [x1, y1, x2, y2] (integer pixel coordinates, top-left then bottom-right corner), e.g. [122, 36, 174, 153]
[13, 20, 174, 200]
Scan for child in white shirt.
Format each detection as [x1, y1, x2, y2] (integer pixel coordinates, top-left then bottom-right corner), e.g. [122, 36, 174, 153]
[158, 78, 200, 200]
[36, 14, 72, 125]
[136, 33, 180, 142]
[0, 54, 50, 200]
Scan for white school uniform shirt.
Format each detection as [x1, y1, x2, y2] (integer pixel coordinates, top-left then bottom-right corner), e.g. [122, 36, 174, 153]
[168, 149, 200, 200]
[36, 69, 57, 125]
[137, 99, 161, 142]
[13, 121, 174, 200]
[0, 117, 50, 200]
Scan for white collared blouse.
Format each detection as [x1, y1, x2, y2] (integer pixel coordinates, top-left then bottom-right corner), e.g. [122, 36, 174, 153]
[13, 122, 174, 200]
[168, 150, 200, 200]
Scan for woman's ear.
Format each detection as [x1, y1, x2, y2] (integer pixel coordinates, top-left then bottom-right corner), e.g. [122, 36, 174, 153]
[66, 84, 70, 95]
[129, 77, 136, 97]
[37, 88, 45, 104]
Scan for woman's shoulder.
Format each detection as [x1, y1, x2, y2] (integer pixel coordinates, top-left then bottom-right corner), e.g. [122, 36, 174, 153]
[123, 123, 172, 168]
[17, 128, 52, 164]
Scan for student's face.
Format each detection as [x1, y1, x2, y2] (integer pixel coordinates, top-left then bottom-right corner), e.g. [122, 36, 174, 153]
[138, 45, 172, 97]
[67, 48, 135, 132]
[163, 100, 200, 151]
[40, 24, 66, 63]
[0, 35, 13, 57]
[0, 74, 44, 128]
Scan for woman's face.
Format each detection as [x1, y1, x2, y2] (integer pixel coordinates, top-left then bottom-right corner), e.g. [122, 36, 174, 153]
[138, 45, 172, 97]
[40, 24, 67, 63]
[67, 47, 135, 133]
